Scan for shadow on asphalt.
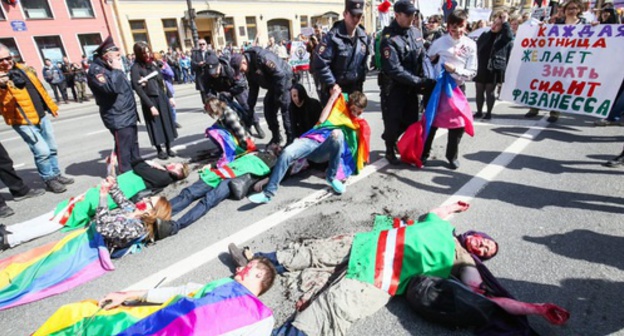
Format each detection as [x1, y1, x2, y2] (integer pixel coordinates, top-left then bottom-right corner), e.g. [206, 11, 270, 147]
[524, 230, 624, 271]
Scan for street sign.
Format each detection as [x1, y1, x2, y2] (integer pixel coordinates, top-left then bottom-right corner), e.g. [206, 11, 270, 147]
[10, 20, 27, 32]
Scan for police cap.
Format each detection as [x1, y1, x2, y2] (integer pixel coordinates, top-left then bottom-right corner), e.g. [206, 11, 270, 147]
[93, 36, 119, 57]
[205, 52, 220, 76]
[394, 0, 417, 15]
[345, 0, 364, 15]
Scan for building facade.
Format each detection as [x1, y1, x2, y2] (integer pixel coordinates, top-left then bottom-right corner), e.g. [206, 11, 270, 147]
[112, 0, 346, 54]
[0, 0, 120, 75]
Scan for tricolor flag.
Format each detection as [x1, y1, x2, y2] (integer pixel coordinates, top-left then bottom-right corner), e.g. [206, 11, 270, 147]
[398, 69, 474, 167]
[33, 278, 274, 336]
[0, 227, 114, 310]
[301, 95, 371, 180]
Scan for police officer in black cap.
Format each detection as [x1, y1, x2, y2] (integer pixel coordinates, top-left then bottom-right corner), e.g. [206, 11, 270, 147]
[201, 53, 265, 138]
[238, 46, 293, 145]
[87, 36, 141, 173]
[313, 0, 370, 105]
[379, 0, 435, 165]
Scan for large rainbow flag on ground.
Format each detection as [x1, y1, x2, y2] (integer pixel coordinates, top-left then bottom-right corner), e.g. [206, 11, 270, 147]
[206, 126, 256, 168]
[301, 95, 371, 179]
[398, 69, 474, 167]
[34, 277, 274, 336]
[0, 227, 114, 310]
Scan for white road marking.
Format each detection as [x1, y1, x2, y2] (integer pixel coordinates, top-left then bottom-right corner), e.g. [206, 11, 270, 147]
[2, 136, 21, 142]
[86, 130, 108, 136]
[124, 117, 548, 290]
[13, 163, 25, 169]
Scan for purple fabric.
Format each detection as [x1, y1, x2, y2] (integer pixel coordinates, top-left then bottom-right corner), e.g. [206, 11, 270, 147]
[161, 63, 175, 95]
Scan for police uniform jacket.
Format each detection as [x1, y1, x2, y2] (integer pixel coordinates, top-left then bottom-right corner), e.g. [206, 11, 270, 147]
[312, 20, 370, 88]
[243, 47, 292, 109]
[87, 57, 138, 131]
[202, 58, 247, 101]
[379, 20, 428, 91]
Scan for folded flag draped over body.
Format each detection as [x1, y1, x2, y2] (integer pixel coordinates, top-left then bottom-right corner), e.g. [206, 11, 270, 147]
[206, 126, 256, 168]
[54, 171, 147, 231]
[302, 94, 371, 180]
[34, 278, 274, 336]
[0, 227, 113, 310]
[398, 69, 474, 167]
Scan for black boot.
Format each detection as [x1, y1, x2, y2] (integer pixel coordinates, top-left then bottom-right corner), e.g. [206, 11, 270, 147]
[269, 131, 282, 145]
[253, 122, 266, 139]
[385, 142, 400, 165]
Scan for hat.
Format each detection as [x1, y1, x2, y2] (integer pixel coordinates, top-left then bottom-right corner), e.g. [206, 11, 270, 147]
[93, 36, 119, 57]
[394, 0, 417, 15]
[346, 0, 364, 15]
[205, 52, 220, 76]
[229, 53, 243, 74]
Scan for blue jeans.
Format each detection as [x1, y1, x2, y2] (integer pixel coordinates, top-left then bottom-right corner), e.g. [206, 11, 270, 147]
[264, 131, 344, 197]
[170, 179, 230, 232]
[12, 115, 61, 181]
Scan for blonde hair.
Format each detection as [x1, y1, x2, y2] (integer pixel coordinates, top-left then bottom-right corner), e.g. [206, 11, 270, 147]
[141, 196, 172, 240]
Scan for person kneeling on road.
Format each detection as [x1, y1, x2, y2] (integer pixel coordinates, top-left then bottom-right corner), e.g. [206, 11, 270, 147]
[248, 87, 368, 204]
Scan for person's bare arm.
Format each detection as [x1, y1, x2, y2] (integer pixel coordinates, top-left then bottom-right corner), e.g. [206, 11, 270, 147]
[318, 85, 342, 124]
[429, 201, 470, 220]
[98, 290, 148, 309]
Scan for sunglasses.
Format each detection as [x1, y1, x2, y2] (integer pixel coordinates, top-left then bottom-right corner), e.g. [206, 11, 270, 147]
[0, 56, 13, 62]
[199, 43, 206, 46]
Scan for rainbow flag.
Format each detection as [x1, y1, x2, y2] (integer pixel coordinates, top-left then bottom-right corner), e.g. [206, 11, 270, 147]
[0, 227, 114, 310]
[398, 69, 474, 167]
[206, 126, 256, 168]
[301, 95, 371, 179]
[53, 170, 147, 231]
[34, 278, 274, 336]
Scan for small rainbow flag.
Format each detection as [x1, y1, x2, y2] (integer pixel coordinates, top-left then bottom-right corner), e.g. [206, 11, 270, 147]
[301, 95, 371, 179]
[34, 278, 274, 336]
[206, 126, 256, 168]
[0, 227, 114, 310]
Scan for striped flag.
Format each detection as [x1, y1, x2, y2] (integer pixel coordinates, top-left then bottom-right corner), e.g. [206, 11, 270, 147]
[0, 227, 114, 310]
[33, 278, 274, 336]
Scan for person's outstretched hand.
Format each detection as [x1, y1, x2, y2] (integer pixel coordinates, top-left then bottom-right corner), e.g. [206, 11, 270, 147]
[539, 303, 570, 325]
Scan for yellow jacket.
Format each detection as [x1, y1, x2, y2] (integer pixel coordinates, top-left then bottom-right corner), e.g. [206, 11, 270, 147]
[0, 64, 58, 126]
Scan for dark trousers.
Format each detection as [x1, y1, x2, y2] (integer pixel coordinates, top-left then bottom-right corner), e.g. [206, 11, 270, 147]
[264, 85, 293, 140]
[66, 79, 77, 101]
[169, 179, 231, 232]
[422, 127, 465, 162]
[111, 126, 141, 174]
[381, 87, 421, 146]
[51, 82, 68, 102]
[0, 142, 30, 206]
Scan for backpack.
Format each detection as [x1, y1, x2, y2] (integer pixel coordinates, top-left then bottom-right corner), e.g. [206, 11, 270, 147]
[405, 275, 499, 328]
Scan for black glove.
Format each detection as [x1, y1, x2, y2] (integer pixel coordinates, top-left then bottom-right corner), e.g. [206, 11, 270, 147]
[8, 69, 27, 89]
[420, 79, 436, 93]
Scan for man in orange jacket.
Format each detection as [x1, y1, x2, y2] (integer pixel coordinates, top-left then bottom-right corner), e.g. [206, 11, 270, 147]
[0, 44, 73, 193]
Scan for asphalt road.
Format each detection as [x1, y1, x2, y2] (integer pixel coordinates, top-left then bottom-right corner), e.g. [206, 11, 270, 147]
[1, 77, 623, 335]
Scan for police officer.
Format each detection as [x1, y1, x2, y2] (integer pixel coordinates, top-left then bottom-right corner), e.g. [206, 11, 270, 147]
[201, 53, 265, 139]
[87, 36, 141, 174]
[379, 0, 435, 165]
[239, 46, 293, 145]
[313, 0, 370, 105]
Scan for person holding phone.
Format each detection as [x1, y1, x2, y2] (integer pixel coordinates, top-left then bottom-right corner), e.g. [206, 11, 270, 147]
[87, 36, 142, 174]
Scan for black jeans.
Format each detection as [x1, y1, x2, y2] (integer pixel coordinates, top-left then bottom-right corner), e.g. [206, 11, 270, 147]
[422, 126, 465, 162]
[0, 142, 30, 206]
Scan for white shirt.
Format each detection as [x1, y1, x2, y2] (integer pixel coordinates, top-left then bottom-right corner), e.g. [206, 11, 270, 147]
[427, 34, 477, 85]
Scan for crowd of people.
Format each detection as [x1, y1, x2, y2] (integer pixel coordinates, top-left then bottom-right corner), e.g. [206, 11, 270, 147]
[0, 0, 622, 334]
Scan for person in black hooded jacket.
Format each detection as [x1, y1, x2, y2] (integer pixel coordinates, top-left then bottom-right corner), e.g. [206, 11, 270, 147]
[289, 84, 322, 138]
[473, 11, 513, 120]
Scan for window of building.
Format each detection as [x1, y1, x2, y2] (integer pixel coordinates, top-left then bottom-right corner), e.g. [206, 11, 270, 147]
[0, 38, 22, 62]
[223, 17, 236, 46]
[77, 33, 102, 59]
[245, 17, 257, 42]
[23, 0, 53, 19]
[267, 19, 291, 43]
[34, 36, 66, 64]
[66, 0, 95, 18]
[162, 19, 181, 50]
[129, 20, 150, 46]
[300, 15, 309, 28]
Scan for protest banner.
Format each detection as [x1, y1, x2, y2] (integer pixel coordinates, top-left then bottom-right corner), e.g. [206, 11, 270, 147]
[288, 41, 310, 71]
[500, 24, 624, 118]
